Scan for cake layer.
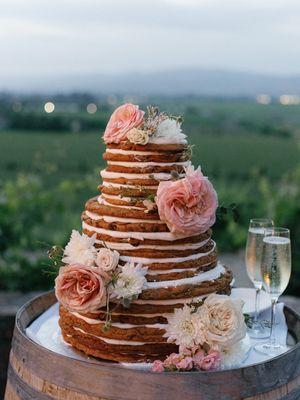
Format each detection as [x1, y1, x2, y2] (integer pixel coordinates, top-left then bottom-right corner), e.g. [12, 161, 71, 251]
[100, 183, 157, 197]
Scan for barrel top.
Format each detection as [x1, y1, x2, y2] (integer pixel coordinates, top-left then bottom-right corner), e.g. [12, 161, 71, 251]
[8, 290, 300, 400]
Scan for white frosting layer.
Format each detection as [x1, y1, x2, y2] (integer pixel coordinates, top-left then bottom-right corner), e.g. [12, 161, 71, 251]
[73, 327, 147, 346]
[82, 221, 196, 241]
[86, 210, 163, 224]
[119, 242, 215, 264]
[106, 149, 159, 156]
[132, 294, 211, 305]
[101, 169, 185, 181]
[145, 263, 224, 289]
[71, 313, 166, 330]
[107, 160, 190, 168]
[98, 196, 143, 210]
[146, 267, 199, 275]
[102, 194, 132, 202]
[102, 181, 158, 189]
[100, 238, 210, 251]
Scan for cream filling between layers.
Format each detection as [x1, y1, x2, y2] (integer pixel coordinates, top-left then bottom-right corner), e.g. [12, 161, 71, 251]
[71, 312, 166, 329]
[82, 221, 197, 241]
[97, 196, 144, 209]
[97, 238, 210, 251]
[101, 169, 185, 181]
[85, 210, 164, 224]
[107, 160, 191, 168]
[119, 242, 216, 264]
[106, 149, 166, 156]
[72, 327, 148, 346]
[102, 181, 158, 189]
[132, 294, 212, 305]
[144, 263, 224, 289]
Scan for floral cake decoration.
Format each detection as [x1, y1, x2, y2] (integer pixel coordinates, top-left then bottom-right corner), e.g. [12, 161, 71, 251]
[103, 103, 187, 145]
[51, 103, 246, 371]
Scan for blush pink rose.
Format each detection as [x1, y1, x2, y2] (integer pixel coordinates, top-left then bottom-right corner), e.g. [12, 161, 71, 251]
[197, 350, 221, 371]
[156, 167, 218, 235]
[55, 263, 107, 313]
[103, 103, 145, 144]
[152, 360, 165, 372]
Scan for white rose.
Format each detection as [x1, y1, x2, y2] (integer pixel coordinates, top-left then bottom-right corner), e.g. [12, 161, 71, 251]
[127, 128, 149, 145]
[95, 248, 119, 272]
[204, 294, 246, 349]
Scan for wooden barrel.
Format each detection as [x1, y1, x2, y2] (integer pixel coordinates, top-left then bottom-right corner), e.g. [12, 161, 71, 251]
[4, 291, 300, 400]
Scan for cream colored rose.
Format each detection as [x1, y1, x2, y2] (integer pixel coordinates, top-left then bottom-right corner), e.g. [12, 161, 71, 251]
[203, 294, 246, 349]
[95, 248, 119, 272]
[127, 128, 149, 145]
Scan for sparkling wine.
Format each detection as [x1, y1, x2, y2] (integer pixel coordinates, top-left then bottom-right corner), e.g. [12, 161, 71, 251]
[245, 227, 265, 288]
[261, 236, 291, 299]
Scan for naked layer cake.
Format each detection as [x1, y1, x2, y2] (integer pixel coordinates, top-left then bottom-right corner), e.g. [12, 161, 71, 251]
[54, 104, 239, 367]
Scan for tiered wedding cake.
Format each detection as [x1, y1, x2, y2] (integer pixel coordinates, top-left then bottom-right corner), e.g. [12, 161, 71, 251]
[55, 104, 239, 367]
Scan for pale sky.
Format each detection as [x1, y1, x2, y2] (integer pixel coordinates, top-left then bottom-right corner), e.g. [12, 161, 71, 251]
[1, 0, 300, 78]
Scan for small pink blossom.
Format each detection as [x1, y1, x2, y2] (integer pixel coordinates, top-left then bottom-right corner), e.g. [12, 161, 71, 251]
[152, 360, 165, 372]
[156, 167, 218, 236]
[163, 353, 182, 368]
[103, 103, 145, 144]
[175, 356, 193, 371]
[192, 349, 206, 369]
[197, 350, 221, 371]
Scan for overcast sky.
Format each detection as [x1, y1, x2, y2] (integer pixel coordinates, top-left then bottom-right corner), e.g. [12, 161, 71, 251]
[1, 0, 300, 78]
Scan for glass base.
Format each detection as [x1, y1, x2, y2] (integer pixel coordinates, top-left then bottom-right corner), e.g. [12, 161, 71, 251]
[247, 321, 270, 339]
[254, 342, 289, 357]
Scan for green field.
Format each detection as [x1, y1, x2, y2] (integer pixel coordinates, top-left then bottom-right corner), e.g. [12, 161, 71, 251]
[0, 98, 300, 294]
[1, 130, 299, 183]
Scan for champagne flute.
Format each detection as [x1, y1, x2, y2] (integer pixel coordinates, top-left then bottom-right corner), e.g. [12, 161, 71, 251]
[245, 218, 274, 338]
[255, 227, 291, 356]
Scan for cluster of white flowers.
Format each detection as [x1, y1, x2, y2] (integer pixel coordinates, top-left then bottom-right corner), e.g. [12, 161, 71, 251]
[62, 230, 119, 274]
[164, 304, 207, 348]
[111, 262, 148, 301]
[126, 113, 187, 146]
[62, 230, 97, 267]
[150, 118, 187, 145]
[164, 294, 247, 361]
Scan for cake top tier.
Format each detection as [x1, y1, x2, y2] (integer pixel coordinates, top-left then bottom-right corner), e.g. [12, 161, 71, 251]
[103, 103, 187, 146]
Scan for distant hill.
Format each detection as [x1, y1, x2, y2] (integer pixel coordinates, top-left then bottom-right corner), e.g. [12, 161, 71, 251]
[2, 69, 300, 96]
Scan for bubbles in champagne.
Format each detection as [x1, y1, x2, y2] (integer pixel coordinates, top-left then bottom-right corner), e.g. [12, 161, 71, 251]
[245, 227, 265, 288]
[261, 236, 291, 299]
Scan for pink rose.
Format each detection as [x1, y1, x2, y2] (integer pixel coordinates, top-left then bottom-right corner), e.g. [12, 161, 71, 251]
[175, 356, 193, 371]
[197, 350, 221, 371]
[152, 360, 165, 372]
[156, 167, 218, 235]
[55, 263, 107, 313]
[103, 103, 145, 144]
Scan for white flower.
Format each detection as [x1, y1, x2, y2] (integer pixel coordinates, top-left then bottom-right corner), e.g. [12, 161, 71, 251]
[127, 128, 149, 145]
[164, 305, 207, 348]
[204, 294, 246, 350]
[220, 334, 251, 369]
[111, 262, 148, 300]
[95, 248, 119, 272]
[62, 230, 97, 267]
[150, 118, 187, 144]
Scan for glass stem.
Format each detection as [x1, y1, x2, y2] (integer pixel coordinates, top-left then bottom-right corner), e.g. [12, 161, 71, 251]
[269, 298, 277, 347]
[253, 287, 260, 323]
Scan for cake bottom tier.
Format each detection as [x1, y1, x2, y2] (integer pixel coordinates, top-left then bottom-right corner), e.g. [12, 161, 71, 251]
[59, 271, 232, 363]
